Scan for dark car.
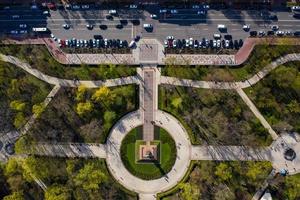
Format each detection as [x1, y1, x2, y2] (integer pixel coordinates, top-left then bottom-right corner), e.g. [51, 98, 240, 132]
[116, 24, 123, 29]
[94, 35, 103, 39]
[100, 25, 108, 30]
[238, 39, 243, 47]
[234, 40, 239, 49]
[267, 30, 275, 35]
[268, 14, 278, 21]
[123, 40, 128, 47]
[250, 31, 257, 37]
[131, 20, 140, 26]
[120, 20, 128, 25]
[224, 34, 232, 40]
[294, 31, 300, 36]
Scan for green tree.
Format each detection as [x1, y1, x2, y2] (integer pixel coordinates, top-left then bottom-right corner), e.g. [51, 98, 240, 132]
[246, 162, 272, 184]
[75, 84, 87, 102]
[45, 185, 71, 200]
[215, 163, 233, 182]
[9, 100, 26, 111]
[14, 136, 33, 154]
[287, 100, 300, 114]
[76, 101, 93, 117]
[171, 97, 182, 109]
[22, 157, 50, 182]
[284, 174, 300, 200]
[92, 86, 115, 105]
[5, 158, 21, 176]
[178, 183, 200, 200]
[104, 111, 116, 125]
[74, 162, 108, 191]
[13, 112, 26, 129]
[32, 103, 45, 117]
[3, 192, 24, 200]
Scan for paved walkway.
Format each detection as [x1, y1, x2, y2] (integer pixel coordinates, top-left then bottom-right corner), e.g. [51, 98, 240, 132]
[5, 37, 300, 66]
[0, 54, 139, 88]
[236, 88, 278, 140]
[26, 143, 106, 158]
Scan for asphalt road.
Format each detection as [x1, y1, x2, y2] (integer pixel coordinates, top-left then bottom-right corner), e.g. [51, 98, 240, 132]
[0, 5, 300, 43]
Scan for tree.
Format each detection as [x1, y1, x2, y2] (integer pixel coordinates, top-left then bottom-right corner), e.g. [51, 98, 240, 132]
[92, 86, 115, 105]
[9, 100, 26, 112]
[5, 158, 21, 176]
[178, 183, 200, 200]
[215, 163, 233, 182]
[171, 97, 182, 109]
[284, 174, 300, 200]
[76, 101, 93, 117]
[3, 192, 24, 200]
[45, 185, 71, 200]
[32, 103, 45, 117]
[246, 162, 272, 184]
[75, 85, 87, 102]
[74, 162, 108, 191]
[287, 100, 300, 114]
[14, 136, 33, 154]
[13, 112, 26, 129]
[104, 111, 116, 124]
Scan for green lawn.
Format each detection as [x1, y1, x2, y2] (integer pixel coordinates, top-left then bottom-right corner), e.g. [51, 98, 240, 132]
[121, 126, 177, 180]
[161, 45, 300, 81]
[0, 44, 136, 80]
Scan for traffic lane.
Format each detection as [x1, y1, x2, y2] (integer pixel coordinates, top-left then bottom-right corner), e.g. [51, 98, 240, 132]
[49, 24, 132, 41]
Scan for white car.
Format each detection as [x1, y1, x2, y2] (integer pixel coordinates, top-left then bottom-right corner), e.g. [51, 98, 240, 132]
[192, 5, 200, 9]
[159, 9, 167, 13]
[172, 40, 177, 48]
[43, 10, 49, 15]
[10, 30, 18, 34]
[292, 6, 300, 10]
[19, 24, 27, 28]
[258, 30, 265, 37]
[50, 33, 55, 38]
[143, 24, 153, 29]
[217, 40, 221, 48]
[284, 30, 293, 35]
[63, 24, 70, 29]
[31, 5, 38, 9]
[166, 36, 174, 40]
[276, 30, 284, 36]
[109, 10, 117, 15]
[72, 5, 80, 10]
[225, 40, 230, 48]
[86, 24, 93, 29]
[213, 34, 221, 39]
[243, 24, 250, 31]
[218, 24, 226, 30]
[150, 14, 157, 19]
[189, 38, 193, 46]
[185, 39, 189, 47]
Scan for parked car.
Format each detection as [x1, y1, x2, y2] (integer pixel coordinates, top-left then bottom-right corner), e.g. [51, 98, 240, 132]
[213, 34, 221, 39]
[129, 4, 138, 9]
[150, 14, 158, 19]
[170, 9, 178, 14]
[172, 39, 177, 48]
[63, 24, 70, 29]
[43, 10, 50, 15]
[81, 5, 89, 9]
[20, 30, 27, 34]
[284, 30, 293, 35]
[294, 31, 300, 36]
[12, 15, 20, 19]
[129, 40, 136, 48]
[276, 30, 284, 36]
[243, 24, 250, 31]
[271, 25, 279, 31]
[218, 24, 226, 30]
[86, 24, 93, 30]
[109, 10, 117, 15]
[72, 5, 80, 10]
[143, 24, 153, 31]
[258, 30, 265, 37]
[250, 31, 257, 37]
[267, 30, 275, 35]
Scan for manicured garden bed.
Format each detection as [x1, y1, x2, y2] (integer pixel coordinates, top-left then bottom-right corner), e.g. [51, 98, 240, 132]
[121, 126, 177, 180]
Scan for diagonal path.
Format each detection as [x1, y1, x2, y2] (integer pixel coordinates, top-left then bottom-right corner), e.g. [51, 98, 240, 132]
[0, 54, 139, 88]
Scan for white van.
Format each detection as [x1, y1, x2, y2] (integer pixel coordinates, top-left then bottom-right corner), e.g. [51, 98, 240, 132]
[217, 24, 226, 30]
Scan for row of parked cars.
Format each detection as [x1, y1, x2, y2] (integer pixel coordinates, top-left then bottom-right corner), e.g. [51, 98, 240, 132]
[164, 36, 243, 49]
[51, 35, 129, 49]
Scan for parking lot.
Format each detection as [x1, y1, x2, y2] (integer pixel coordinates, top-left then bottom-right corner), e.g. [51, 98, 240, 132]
[1, 3, 300, 53]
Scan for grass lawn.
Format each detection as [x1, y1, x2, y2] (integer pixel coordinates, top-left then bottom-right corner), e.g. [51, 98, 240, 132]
[121, 126, 176, 180]
[245, 62, 300, 133]
[161, 45, 300, 81]
[0, 44, 136, 80]
[159, 85, 273, 146]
